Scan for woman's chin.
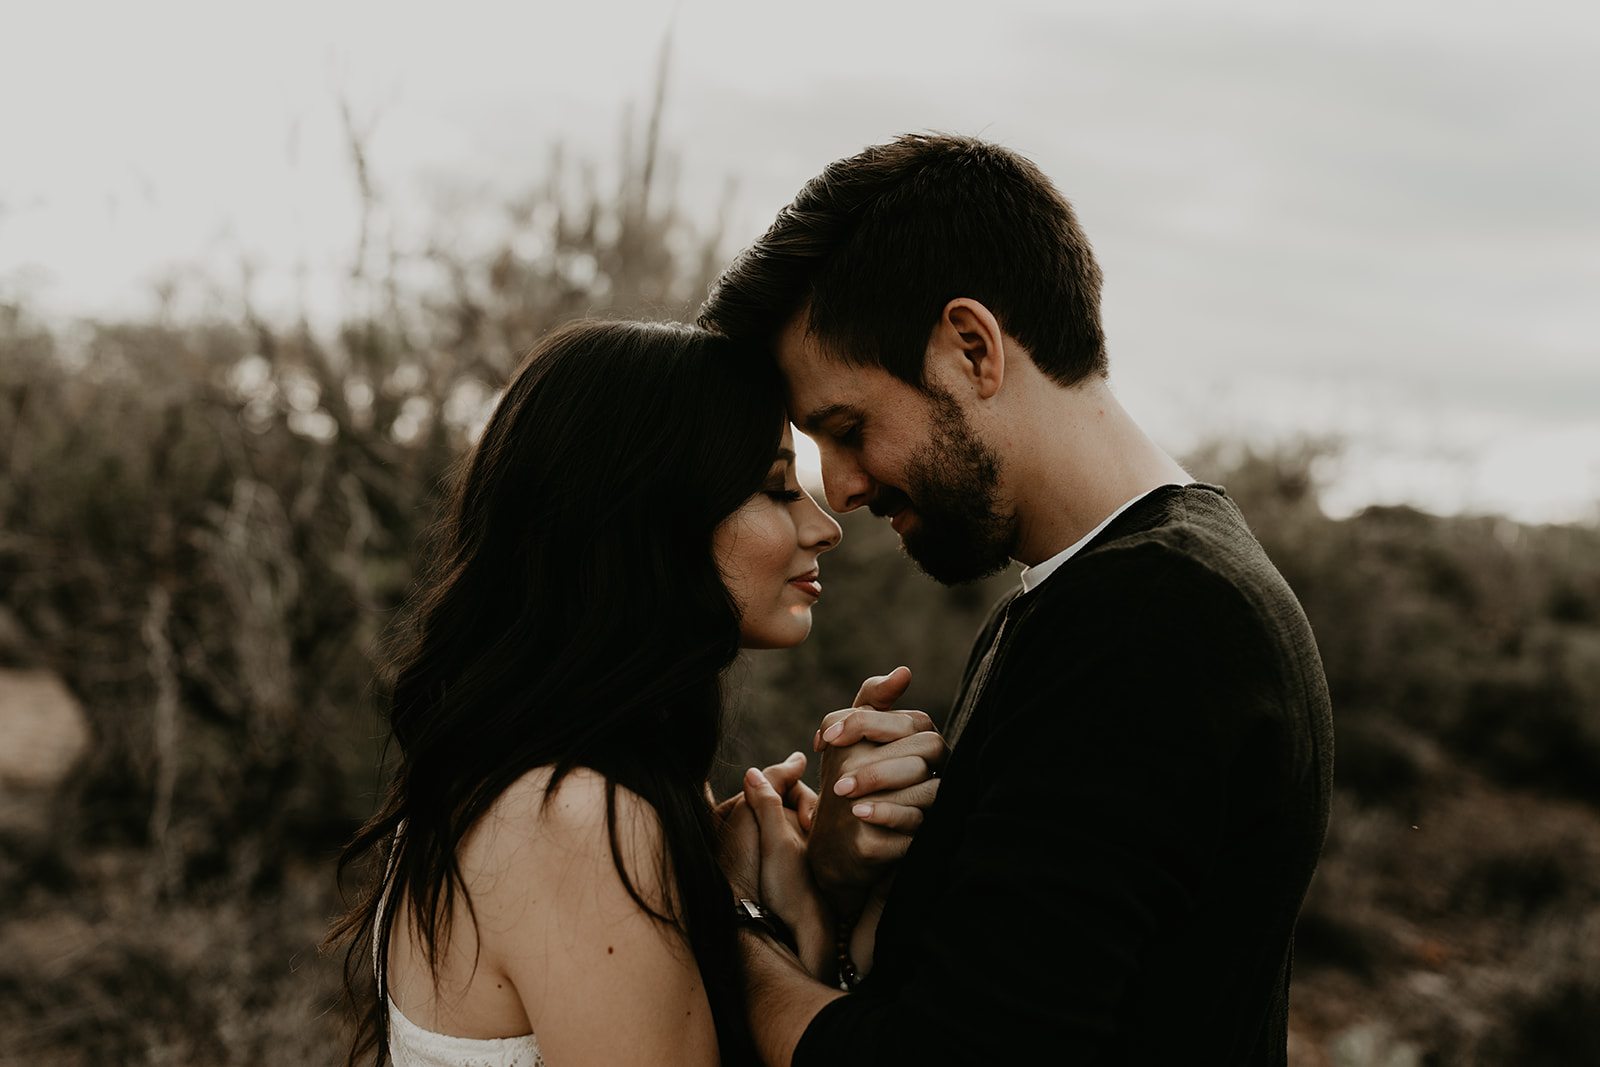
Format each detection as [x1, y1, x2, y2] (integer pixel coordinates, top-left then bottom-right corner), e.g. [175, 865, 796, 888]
[737, 612, 814, 650]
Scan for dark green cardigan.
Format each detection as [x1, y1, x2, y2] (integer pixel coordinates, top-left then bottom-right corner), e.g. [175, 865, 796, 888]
[796, 484, 1334, 1066]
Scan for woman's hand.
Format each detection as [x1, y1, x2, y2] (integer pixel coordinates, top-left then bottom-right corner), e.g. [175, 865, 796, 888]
[713, 750, 820, 899]
[741, 766, 836, 982]
[717, 791, 761, 902]
[817, 708, 946, 831]
[711, 751, 818, 831]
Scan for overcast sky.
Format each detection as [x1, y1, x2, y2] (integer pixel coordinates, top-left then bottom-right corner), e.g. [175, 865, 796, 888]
[3, 0, 1597, 521]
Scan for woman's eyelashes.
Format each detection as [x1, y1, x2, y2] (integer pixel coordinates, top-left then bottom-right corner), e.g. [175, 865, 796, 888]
[766, 485, 804, 503]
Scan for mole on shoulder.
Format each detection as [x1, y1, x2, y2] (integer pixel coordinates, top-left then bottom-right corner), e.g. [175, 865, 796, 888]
[607, 946, 614, 954]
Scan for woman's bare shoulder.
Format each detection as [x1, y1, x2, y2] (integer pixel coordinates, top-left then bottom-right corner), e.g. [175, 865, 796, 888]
[480, 769, 715, 1063]
[461, 767, 670, 911]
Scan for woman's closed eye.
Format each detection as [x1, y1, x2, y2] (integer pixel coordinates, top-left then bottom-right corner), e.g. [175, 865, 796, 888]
[766, 486, 804, 503]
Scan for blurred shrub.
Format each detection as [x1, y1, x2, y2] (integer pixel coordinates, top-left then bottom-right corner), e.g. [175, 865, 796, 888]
[1198, 444, 1600, 1063]
[1191, 444, 1600, 808]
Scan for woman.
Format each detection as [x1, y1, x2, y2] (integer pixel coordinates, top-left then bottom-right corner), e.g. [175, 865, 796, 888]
[327, 319, 844, 1066]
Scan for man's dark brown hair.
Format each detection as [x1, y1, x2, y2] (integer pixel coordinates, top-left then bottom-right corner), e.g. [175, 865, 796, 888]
[698, 132, 1108, 389]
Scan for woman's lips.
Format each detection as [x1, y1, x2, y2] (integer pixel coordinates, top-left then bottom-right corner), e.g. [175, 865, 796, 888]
[789, 572, 821, 598]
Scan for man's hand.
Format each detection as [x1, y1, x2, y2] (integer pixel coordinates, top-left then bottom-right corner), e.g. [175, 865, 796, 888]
[806, 667, 947, 912]
[810, 666, 918, 751]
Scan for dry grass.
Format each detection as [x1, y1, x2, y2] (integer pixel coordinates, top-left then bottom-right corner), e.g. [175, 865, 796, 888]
[0, 835, 343, 1066]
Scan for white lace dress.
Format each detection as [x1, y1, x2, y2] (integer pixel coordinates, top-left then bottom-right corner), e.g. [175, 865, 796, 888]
[387, 994, 546, 1067]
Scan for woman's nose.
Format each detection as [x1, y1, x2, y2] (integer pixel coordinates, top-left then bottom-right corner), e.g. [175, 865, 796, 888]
[802, 491, 843, 551]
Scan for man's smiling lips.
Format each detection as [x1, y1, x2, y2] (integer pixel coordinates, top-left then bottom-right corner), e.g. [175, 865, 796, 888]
[869, 487, 916, 534]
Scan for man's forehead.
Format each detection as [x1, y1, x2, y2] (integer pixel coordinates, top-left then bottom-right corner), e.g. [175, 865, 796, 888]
[775, 317, 865, 409]
[775, 313, 829, 369]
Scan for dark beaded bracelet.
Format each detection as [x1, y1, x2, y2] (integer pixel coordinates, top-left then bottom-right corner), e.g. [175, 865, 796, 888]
[835, 916, 862, 991]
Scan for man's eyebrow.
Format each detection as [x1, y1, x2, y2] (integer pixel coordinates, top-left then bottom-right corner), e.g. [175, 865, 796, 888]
[797, 403, 856, 434]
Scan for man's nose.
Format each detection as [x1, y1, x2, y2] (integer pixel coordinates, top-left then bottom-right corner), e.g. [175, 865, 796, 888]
[821, 454, 873, 514]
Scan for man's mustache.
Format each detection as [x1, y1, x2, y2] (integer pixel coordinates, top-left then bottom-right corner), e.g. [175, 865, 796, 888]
[869, 486, 913, 519]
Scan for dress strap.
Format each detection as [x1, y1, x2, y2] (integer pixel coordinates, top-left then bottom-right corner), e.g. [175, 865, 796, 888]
[372, 823, 405, 1001]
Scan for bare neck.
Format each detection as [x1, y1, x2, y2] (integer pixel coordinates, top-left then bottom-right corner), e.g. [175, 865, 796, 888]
[1001, 377, 1190, 567]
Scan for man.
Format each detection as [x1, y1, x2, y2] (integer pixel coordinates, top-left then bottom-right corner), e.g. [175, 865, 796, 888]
[703, 134, 1334, 1066]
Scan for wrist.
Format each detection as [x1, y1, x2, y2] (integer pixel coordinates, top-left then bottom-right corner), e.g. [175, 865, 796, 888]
[738, 928, 848, 1067]
[734, 898, 798, 955]
[794, 898, 837, 982]
[807, 852, 871, 914]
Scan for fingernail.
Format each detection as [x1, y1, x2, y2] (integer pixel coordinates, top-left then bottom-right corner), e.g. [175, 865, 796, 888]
[746, 767, 763, 786]
[851, 803, 873, 818]
[833, 776, 856, 796]
[822, 723, 844, 743]
[789, 750, 805, 762]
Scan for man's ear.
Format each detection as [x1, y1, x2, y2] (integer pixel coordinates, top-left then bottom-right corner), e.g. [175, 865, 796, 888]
[927, 298, 1005, 400]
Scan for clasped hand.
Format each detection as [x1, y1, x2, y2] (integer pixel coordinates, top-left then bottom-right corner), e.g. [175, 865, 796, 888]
[716, 666, 947, 981]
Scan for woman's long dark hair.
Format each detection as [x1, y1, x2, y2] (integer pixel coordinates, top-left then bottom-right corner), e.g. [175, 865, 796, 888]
[326, 320, 784, 1066]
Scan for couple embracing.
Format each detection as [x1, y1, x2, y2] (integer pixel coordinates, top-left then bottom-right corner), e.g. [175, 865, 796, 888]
[329, 134, 1334, 1066]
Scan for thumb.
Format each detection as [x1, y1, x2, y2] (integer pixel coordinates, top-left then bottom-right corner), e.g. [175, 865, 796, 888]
[793, 782, 819, 833]
[853, 665, 912, 710]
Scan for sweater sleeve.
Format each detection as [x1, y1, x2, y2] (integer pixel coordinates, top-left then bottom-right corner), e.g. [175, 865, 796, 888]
[794, 544, 1290, 1065]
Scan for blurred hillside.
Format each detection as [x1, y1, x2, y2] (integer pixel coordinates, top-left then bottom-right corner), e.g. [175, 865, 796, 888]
[2, 126, 1599, 1065]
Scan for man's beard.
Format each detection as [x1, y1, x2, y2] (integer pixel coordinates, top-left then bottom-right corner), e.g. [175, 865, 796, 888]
[869, 387, 1016, 586]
